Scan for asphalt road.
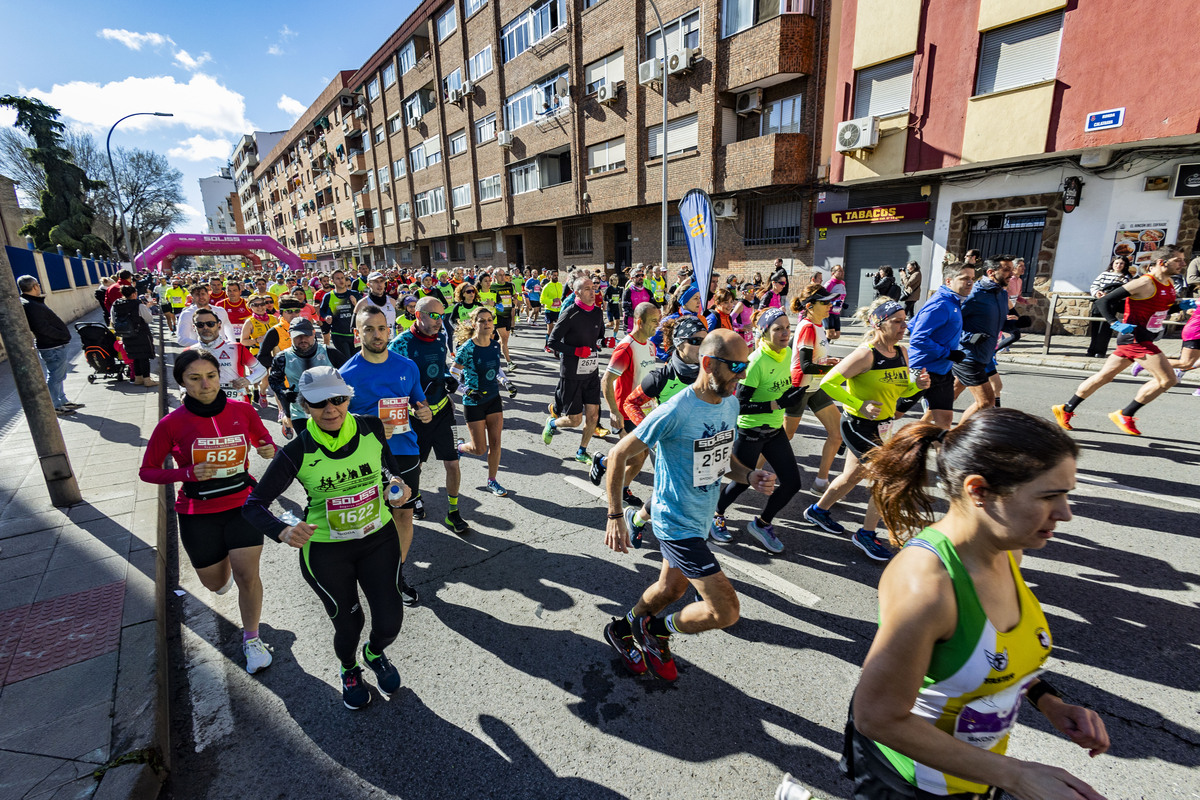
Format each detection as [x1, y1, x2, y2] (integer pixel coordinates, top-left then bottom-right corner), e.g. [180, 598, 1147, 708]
[164, 322, 1200, 800]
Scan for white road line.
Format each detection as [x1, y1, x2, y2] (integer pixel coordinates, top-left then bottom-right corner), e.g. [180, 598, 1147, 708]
[1075, 472, 1200, 511]
[183, 593, 235, 753]
[709, 544, 822, 607]
[563, 475, 605, 499]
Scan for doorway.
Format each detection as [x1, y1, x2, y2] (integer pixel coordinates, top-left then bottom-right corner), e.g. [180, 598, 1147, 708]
[966, 211, 1046, 294]
[613, 222, 632, 274]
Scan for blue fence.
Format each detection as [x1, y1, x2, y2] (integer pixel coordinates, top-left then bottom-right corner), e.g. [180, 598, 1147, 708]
[41, 252, 71, 291]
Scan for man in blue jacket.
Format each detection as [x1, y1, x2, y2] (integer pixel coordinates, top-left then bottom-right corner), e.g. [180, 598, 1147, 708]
[904, 261, 975, 428]
[953, 257, 1015, 424]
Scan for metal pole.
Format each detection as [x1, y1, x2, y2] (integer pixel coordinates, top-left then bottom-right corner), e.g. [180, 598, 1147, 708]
[647, 0, 668, 274]
[0, 247, 82, 506]
[106, 112, 173, 267]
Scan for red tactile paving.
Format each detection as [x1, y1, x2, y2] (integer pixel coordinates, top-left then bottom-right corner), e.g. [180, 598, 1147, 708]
[0, 605, 31, 685]
[4, 581, 125, 685]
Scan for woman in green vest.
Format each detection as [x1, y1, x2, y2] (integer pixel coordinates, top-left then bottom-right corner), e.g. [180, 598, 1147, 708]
[243, 366, 412, 711]
[845, 408, 1109, 800]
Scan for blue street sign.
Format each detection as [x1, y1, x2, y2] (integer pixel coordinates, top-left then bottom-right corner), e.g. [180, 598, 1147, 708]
[1085, 108, 1125, 133]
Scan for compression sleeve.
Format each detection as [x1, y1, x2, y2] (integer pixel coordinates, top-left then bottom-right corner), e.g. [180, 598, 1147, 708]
[241, 440, 303, 542]
[796, 347, 832, 376]
[1097, 285, 1131, 324]
[818, 371, 864, 413]
[268, 354, 290, 405]
[734, 381, 776, 415]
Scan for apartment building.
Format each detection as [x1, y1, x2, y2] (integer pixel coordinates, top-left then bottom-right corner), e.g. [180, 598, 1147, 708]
[817, 0, 1200, 320]
[242, 0, 828, 278]
[230, 130, 287, 238]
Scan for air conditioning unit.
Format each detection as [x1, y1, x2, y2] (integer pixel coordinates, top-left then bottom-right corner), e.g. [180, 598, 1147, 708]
[735, 89, 763, 116]
[382, 183, 391, 193]
[596, 82, 619, 106]
[342, 121, 350, 133]
[666, 48, 695, 76]
[408, 116, 422, 129]
[835, 116, 880, 152]
[638, 58, 663, 86]
[448, 88, 463, 103]
[497, 130, 514, 148]
[712, 198, 738, 219]
[462, 80, 474, 96]
[355, 106, 367, 119]
[341, 96, 354, 107]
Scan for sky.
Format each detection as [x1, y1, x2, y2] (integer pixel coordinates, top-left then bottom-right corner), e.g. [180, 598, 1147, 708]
[0, 0, 418, 236]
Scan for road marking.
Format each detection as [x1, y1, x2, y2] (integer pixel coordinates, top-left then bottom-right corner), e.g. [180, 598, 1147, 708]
[563, 475, 605, 499]
[709, 544, 822, 607]
[183, 593, 234, 753]
[1075, 472, 1200, 511]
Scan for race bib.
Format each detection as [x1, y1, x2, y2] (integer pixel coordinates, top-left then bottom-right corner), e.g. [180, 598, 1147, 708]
[578, 356, 599, 374]
[378, 397, 410, 433]
[1147, 310, 1167, 332]
[692, 428, 734, 487]
[325, 484, 382, 541]
[221, 385, 248, 401]
[551, 298, 561, 309]
[953, 675, 1038, 751]
[192, 435, 248, 479]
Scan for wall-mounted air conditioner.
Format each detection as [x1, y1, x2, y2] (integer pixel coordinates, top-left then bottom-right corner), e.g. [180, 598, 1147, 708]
[638, 58, 663, 86]
[735, 89, 763, 116]
[835, 116, 880, 152]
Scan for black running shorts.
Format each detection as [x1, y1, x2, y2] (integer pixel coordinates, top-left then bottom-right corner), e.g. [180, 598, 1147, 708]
[414, 401, 459, 463]
[464, 395, 503, 423]
[656, 534, 721, 579]
[178, 507, 263, 570]
[554, 374, 602, 417]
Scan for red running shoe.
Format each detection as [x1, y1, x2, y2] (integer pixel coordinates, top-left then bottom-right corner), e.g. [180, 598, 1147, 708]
[1108, 411, 1141, 436]
[604, 620, 647, 676]
[634, 615, 677, 681]
[1051, 404, 1074, 432]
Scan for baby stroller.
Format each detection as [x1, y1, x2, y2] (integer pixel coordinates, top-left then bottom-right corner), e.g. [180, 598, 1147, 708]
[75, 322, 127, 383]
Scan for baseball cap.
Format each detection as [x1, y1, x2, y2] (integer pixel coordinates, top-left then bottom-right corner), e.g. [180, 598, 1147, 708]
[297, 366, 354, 403]
[802, 285, 838, 304]
[674, 315, 707, 342]
[289, 317, 316, 334]
[368, 271, 384, 281]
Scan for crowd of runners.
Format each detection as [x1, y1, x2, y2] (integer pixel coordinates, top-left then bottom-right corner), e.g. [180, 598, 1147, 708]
[125, 246, 1200, 800]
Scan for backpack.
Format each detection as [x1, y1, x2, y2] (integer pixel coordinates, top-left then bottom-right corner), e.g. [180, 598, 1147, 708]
[111, 298, 142, 337]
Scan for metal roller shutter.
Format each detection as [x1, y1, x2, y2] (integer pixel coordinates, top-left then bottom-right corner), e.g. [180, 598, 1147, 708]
[843, 232, 923, 313]
[975, 12, 1063, 95]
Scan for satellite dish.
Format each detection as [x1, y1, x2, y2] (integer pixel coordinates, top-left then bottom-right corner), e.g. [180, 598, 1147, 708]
[555, 77, 569, 97]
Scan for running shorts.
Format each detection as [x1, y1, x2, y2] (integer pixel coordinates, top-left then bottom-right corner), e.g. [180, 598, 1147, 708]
[840, 414, 887, 460]
[655, 534, 721, 579]
[393, 453, 421, 509]
[1114, 340, 1163, 359]
[414, 401, 459, 463]
[1182, 339, 1200, 350]
[785, 387, 834, 418]
[544, 310, 560, 325]
[951, 359, 991, 387]
[554, 374, 602, 417]
[464, 395, 503, 423]
[528, 299, 541, 309]
[825, 314, 841, 332]
[923, 369, 956, 411]
[607, 304, 621, 322]
[495, 314, 512, 331]
[177, 507, 263, 569]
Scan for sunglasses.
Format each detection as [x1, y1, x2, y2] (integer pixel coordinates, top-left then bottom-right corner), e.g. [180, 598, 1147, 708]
[425, 311, 444, 320]
[683, 336, 706, 346]
[706, 355, 748, 374]
[306, 395, 349, 408]
[463, 289, 477, 294]
[195, 321, 220, 329]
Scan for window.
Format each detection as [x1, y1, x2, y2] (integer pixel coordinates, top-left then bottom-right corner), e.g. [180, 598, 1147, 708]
[667, 214, 686, 247]
[425, 136, 442, 166]
[587, 137, 626, 174]
[410, 142, 426, 172]
[417, 187, 446, 217]
[399, 41, 417, 74]
[469, 45, 494, 81]
[400, 247, 413, 263]
[452, 183, 472, 208]
[465, 0, 487, 16]
[744, 199, 803, 246]
[451, 239, 466, 261]
[563, 221, 593, 255]
[363, 133, 371, 153]
[374, 124, 385, 144]
[433, 239, 449, 262]
[388, 114, 403, 135]
[509, 160, 539, 194]
[762, 93, 802, 135]
[722, 0, 789, 38]
[647, 113, 699, 158]
[976, 12, 1063, 96]
[366, 170, 376, 191]
[370, 209, 381, 230]
[853, 56, 913, 119]
[475, 113, 497, 143]
[436, 5, 457, 40]
[398, 202, 411, 221]
[367, 79, 380, 101]
[384, 207, 395, 226]
[393, 157, 407, 178]
[443, 68, 464, 97]
[448, 129, 467, 156]
[584, 50, 624, 94]
[504, 67, 568, 131]
[501, 0, 567, 63]
[378, 166, 390, 186]
[646, 10, 700, 61]
[478, 173, 502, 201]
[382, 63, 397, 88]
[473, 238, 494, 258]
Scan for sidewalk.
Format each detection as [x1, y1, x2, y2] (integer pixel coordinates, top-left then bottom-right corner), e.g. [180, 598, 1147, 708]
[0, 307, 167, 800]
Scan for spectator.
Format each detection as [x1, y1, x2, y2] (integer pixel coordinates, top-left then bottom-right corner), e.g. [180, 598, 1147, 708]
[111, 285, 159, 388]
[104, 269, 133, 317]
[872, 266, 900, 301]
[1186, 253, 1200, 297]
[18, 275, 78, 416]
[1086, 256, 1132, 358]
[901, 261, 923, 316]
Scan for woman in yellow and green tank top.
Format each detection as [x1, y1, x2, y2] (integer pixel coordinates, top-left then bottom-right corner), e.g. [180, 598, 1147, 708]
[804, 299, 929, 561]
[843, 408, 1109, 800]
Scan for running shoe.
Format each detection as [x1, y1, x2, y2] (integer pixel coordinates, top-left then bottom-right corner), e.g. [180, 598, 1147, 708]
[1108, 411, 1141, 436]
[594, 426, 611, 439]
[362, 645, 401, 694]
[622, 487, 642, 508]
[1174, 368, 1185, 380]
[282, 425, 294, 440]
[412, 496, 425, 520]
[624, 506, 647, 549]
[710, 514, 733, 544]
[243, 637, 273, 674]
[589, 454, 607, 485]
[487, 479, 508, 497]
[444, 509, 470, 535]
[1130, 363, 1144, 377]
[810, 476, 830, 496]
[1050, 404, 1075, 432]
[341, 664, 372, 710]
[747, 517, 785, 554]
[544, 346, 554, 354]
[1193, 388, 1200, 397]
[546, 402, 557, 419]
[54, 407, 76, 417]
[604, 619, 648, 676]
[542, 417, 556, 445]
[62, 402, 85, 409]
[400, 578, 420, 607]
[574, 449, 592, 465]
[506, 361, 517, 372]
[852, 529, 894, 562]
[633, 615, 677, 681]
[803, 503, 845, 535]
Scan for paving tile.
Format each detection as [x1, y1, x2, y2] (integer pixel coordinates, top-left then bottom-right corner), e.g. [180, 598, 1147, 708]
[0, 575, 41, 612]
[121, 549, 156, 627]
[0, 548, 54, 583]
[34, 556, 127, 603]
[67, 500, 138, 525]
[7, 581, 125, 684]
[0, 699, 113, 763]
[29, 774, 101, 800]
[21, 757, 98, 799]
[0, 510, 66, 534]
[59, 517, 134, 545]
[0, 750, 74, 800]
[0, 603, 31, 685]
[0, 653, 118, 727]
[0, 529, 59, 560]
[46, 534, 131, 572]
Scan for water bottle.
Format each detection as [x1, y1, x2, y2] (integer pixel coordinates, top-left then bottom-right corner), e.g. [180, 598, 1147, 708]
[775, 774, 817, 800]
[279, 510, 302, 526]
[388, 483, 404, 504]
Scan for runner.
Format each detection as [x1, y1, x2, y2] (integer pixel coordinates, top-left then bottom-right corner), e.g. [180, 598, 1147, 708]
[604, 274, 624, 338]
[952, 258, 1013, 425]
[255, 299, 303, 370]
[785, 285, 842, 494]
[243, 367, 413, 710]
[542, 276, 609, 465]
[240, 295, 278, 408]
[352, 271, 397, 337]
[524, 271, 543, 326]
[452, 306, 517, 496]
[218, 279, 253, 330]
[1052, 247, 1191, 435]
[177, 282, 234, 347]
[540, 269, 565, 353]
[490, 267, 517, 368]
[318, 269, 362, 360]
[395, 295, 418, 334]
[601, 329, 776, 681]
[153, 276, 175, 333]
[845, 408, 1109, 800]
[705, 289, 737, 331]
[165, 279, 188, 332]
[140, 349, 276, 674]
[620, 265, 655, 334]
[269, 317, 347, 440]
[188, 307, 265, 403]
[712, 307, 806, 553]
[900, 260, 972, 430]
[802, 299, 930, 561]
[389, 297, 470, 534]
[649, 285, 702, 360]
[824, 263, 847, 340]
[445, 281, 483, 348]
[1167, 303, 1200, 396]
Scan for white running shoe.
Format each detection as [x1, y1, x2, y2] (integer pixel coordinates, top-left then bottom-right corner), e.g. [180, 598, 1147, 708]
[810, 477, 830, 496]
[243, 637, 273, 674]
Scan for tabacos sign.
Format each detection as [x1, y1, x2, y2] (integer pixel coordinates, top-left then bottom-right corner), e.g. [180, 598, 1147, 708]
[814, 201, 930, 227]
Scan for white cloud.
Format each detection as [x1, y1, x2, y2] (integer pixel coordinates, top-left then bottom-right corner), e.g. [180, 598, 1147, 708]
[173, 49, 212, 71]
[167, 134, 232, 161]
[25, 73, 252, 136]
[98, 29, 174, 51]
[267, 25, 297, 56]
[276, 94, 306, 120]
[179, 203, 206, 228]
[267, 44, 284, 56]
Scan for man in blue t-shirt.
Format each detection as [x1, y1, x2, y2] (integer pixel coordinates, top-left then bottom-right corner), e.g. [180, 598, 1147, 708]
[339, 305, 431, 606]
[598, 329, 776, 682]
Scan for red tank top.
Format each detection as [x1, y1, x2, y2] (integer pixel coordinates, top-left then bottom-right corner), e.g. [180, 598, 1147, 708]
[1121, 277, 1176, 342]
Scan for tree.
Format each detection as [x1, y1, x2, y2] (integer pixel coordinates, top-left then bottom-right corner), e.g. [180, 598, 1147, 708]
[0, 95, 108, 255]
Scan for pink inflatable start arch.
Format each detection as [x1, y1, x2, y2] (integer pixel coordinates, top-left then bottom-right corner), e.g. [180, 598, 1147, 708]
[134, 233, 304, 272]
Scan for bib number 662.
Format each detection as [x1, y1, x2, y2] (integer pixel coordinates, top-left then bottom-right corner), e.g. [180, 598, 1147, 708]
[205, 448, 239, 463]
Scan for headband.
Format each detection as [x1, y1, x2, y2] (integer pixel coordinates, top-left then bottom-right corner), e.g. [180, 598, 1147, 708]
[678, 285, 700, 306]
[871, 301, 905, 323]
[756, 307, 787, 332]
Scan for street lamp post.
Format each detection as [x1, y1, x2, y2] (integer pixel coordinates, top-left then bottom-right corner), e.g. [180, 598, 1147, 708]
[328, 157, 364, 267]
[646, 0, 669, 274]
[106, 112, 173, 267]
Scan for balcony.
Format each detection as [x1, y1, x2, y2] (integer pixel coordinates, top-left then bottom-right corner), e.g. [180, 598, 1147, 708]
[717, 133, 811, 192]
[717, 12, 816, 93]
[347, 151, 368, 175]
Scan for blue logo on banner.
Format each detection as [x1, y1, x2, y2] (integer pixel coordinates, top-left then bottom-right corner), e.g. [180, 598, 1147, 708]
[678, 189, 716, 311]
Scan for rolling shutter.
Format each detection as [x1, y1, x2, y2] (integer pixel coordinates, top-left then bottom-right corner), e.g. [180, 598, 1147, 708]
[648, 114, 699, 158]
[975, 12, 1063, 95]
[853, 56, 914, 119]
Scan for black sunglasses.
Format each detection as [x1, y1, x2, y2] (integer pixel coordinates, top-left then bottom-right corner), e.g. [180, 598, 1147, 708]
[683, 336, 706, 346]
[705, 355, 748, 374]
[195, 321, 220, 329]
[306, 395, 349, 408]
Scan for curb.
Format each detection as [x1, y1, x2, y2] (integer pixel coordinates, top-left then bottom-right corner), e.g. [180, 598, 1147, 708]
[996, 353, 1095, 370]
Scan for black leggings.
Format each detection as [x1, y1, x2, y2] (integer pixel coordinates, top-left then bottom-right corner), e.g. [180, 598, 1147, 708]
[717, 427, 801, 523]
[299, 523, 404, 667]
